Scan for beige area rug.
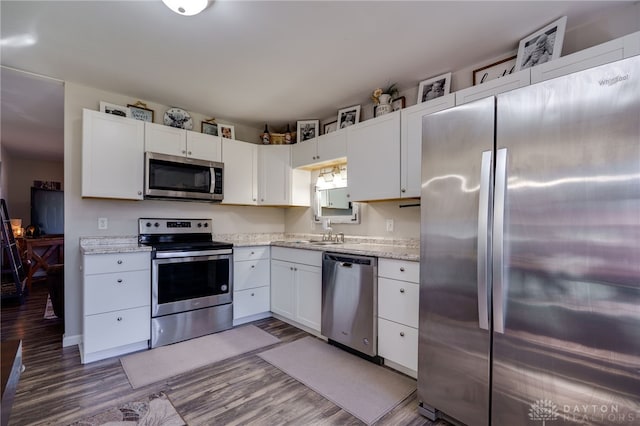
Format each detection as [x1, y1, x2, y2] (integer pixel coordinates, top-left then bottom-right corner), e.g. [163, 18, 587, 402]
[68, 392, 185, 426]
[44, 294, 58, 319]
[121, 325, 279, 389]
[258, 336, 416, 425]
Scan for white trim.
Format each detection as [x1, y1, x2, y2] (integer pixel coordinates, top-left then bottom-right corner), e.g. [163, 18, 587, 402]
[232, 311, 271, 327]
[62, 333, 82, 348]
[383, 358, 417, 379]
[80, 340, 149, 364]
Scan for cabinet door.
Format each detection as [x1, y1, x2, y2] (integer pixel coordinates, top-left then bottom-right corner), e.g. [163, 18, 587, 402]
[144, 122, 186, 156]
[317, 131, 347, 164]
[186, 131, 222, 161]
[400, 95, 455, 198]
[82, 109, 145, 200]
[347, 111, 400, 201]
[221, 139, 258, 205]
[270, 259, 295, 320]
[295, 263, 322, 332]
[291, 138, 318, 168]
[258, 145, 290, 205]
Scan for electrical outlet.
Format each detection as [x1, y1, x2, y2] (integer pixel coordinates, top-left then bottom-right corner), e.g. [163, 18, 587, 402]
[386, 219, 394, 232]
[98, 217, 108, 230]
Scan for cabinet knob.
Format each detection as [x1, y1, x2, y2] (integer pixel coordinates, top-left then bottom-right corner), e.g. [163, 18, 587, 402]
[312, 156, 316, 160]
[251, 251, 255, 255]
[400, 288, 405, 293]
[182, 150, 186, 154]
[401, 188, 406, 193]
[290, 267, 294, 271]
[400, 267, 405, 272]
[117, 278, 123, 283]
[188, 151, 192, 155]
[253, 198, 257, 201]
[117, 260, 123, 265]
[346, 194, 350, 198]
[251, 292, 255, 296]
[261, 199, 264, 202]
[317, 155, 320, 159]
[400, 331, 405, 337]
[117, 317, 123, 322]
[138, 191, 142, 195]
[294, 267, 297, 271]
[251, 265, 255, 268]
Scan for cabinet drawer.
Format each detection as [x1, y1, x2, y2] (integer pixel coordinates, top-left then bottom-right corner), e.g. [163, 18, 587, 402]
[378, 278, 419, 328]
[378, 318, 418, 372]
[271, 247, 321, 266]
[234, 246, 270, 262]
[84, 306, 150, 354]
[233, 286, 270, 319]
[234, 258, 270, 291]
[84, 270, 150, 315]
[378, 258, 419, 283]
[84, 252, 150, 275]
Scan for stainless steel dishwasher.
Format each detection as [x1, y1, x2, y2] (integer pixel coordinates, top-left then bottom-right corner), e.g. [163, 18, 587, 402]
[321, 252, 379, 360]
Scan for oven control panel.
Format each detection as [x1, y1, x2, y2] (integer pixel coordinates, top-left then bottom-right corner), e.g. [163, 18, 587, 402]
[139, 218, 212, 234]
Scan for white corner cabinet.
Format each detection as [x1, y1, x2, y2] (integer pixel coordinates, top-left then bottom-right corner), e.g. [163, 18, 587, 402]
[400, 94, 456, 198]
[221, 141, 310, 206]
[144, 121, 222, 162]
[82, 109, 145, 200]
[233, 246, 271, 325]
[292, 131, 347, 169]
[270, 247, 322, 334]
[81, 251, 151, 364]
[377, 258, 420, 377]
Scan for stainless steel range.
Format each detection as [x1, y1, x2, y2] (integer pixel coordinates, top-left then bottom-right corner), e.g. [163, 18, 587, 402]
[138, 218, 233, 348]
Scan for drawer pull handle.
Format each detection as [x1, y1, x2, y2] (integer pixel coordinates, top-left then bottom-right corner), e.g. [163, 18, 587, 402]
[400, 331, 405, 337]
[251, 293, 255, 296]
[400, 288, 405, 293]
[117, 260, 123, 265]
[117, 317, 123, 322]
[117, 279, 123, 283]
[400, 267, 405, 272]
[251, 265, 255, 268]
[251, 251, 255, 255]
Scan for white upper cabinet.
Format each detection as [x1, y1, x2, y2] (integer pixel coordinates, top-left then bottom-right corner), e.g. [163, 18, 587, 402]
[455, 69, 531, 106]
[144, 122, 221, 162]
[347, 111, 401, 202]
[400, 94, 455, 198]
[221, 139, 258, 205]
[82, 109, 145, 200]
[257, 145, 310, 206]
[292, 131, 347, 169]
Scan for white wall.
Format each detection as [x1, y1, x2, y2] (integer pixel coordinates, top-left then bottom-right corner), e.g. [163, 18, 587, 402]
[63, 81, 283, 343]
[2, 152, 64, 225]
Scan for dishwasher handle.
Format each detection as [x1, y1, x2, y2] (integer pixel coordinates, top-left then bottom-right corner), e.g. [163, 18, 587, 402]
[340, 262, 353, 268]
[323, 252, 376, 266]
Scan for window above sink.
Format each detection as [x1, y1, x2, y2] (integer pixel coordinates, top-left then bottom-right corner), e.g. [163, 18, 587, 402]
[313, 163, 360, 224]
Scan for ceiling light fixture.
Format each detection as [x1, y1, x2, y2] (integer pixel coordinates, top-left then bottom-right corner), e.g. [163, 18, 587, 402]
[162, 0, 208, 16]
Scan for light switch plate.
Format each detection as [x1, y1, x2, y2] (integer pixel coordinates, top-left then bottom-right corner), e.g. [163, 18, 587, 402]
[386, 219, 394, 232]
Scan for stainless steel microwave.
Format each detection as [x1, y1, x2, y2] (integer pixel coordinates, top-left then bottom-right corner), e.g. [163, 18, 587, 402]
[144, 152, 224, 202]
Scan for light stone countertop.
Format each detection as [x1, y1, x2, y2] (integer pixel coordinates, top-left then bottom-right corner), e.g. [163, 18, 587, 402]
[78, 233, 419, 261]
[79, 236, 151, 255]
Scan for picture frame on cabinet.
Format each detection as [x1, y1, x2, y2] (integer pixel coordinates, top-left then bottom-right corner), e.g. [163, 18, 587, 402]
[391, 96, 406, 111]
[337, 105, 360, 129]
[473, 55, 517, 85]
[417, 73, 451, 103]
[323, 120, 338, 134]
[201, 120, 219, 136]
[297, 120, 319, 142]
[515, 16, 567, 71]
[99, 101, 131, 118]
[219, 123, 235, 139]
[127, 101, 154, 122]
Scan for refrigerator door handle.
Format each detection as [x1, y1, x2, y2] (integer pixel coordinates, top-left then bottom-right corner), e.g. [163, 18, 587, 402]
[493, 148, 508, 334]
[476, 150, 492, 331]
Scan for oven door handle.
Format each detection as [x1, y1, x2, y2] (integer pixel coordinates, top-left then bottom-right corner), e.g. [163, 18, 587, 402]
[154, 249, 233, 258]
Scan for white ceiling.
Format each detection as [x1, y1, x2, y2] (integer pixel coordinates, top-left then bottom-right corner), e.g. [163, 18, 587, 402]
[0, 1, 631, 161]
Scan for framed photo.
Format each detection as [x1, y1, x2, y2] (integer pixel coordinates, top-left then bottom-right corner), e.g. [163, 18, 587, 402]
[201, 121, 218, 136]
[515, 16, 567, 71]
[219, 124, 235, 139]
[127, 101, 154, 122]
[391, 96, 406, 112]
[337, 105, 361, 130]
[297, 120, 319, 142]
[323, 120, 338, 134]
[417, 73, 451, 103]
[99, 101, 130, 118]
[473, 56, 517, 85]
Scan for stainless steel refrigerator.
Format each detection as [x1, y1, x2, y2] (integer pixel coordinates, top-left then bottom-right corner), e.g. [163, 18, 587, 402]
[418, 56, 640, 426]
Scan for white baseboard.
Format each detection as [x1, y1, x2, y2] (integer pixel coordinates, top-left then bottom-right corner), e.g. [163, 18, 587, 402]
[62, 333, 82, 348]
[270, 313, 324, 339]
[233, 311, 271, 326]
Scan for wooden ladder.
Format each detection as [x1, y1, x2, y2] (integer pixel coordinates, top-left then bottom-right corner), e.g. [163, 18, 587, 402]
[1, 199, 26, 302]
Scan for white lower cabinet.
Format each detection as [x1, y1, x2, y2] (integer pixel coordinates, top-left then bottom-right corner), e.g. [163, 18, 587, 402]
[233, 246, 271, 325]
[270, 247, 322, 333]
[377, 258, 419, 377]
[81, 251, 151, 364]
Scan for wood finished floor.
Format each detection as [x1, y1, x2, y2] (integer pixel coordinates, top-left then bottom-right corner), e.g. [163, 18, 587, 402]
[1, 284, 442, 426]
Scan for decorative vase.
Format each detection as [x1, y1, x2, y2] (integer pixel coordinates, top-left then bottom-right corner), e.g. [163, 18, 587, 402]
[376, 93, 393, 117]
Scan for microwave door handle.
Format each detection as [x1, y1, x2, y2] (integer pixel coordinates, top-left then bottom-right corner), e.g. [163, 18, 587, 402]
[210, 167, 215, 193]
